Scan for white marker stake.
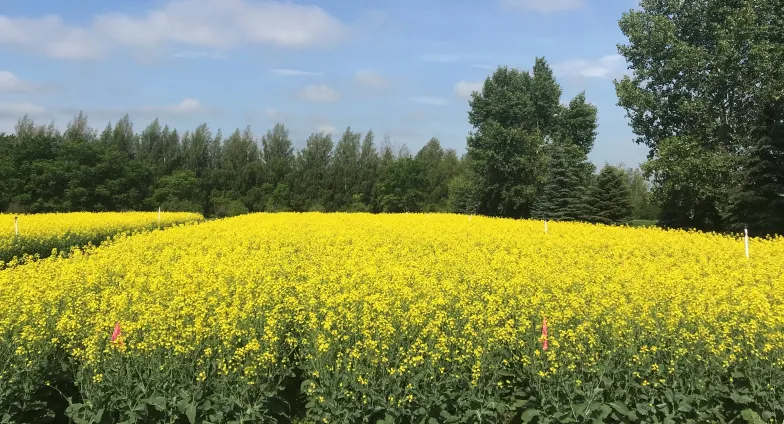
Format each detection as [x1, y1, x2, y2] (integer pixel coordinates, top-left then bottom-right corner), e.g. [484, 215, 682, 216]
[14, 216, 18, 236]
[544, 219, 548, 234]
[158, 207, 161, 228]
[744, 227, 749, 259]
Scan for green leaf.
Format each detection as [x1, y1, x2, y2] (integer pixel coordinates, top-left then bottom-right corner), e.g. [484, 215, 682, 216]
[144, 396, 166, 410]
[520, 408, 540, 423]
[635, 403, 649, 416]
[598, 404, 612, 419]
[574, 402, 590, 417]
[185, 403, 197, 424]
[677, 404, 693, 413]
[741, 409, 765, 424]
[609, 401, 631, 417]
[731, 393, 754, 404]
[376, 413, 395, 424]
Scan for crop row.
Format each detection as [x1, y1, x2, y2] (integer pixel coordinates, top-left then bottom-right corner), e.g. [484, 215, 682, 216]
[0, 212, 203, 265]
[1, 213, 782, 423]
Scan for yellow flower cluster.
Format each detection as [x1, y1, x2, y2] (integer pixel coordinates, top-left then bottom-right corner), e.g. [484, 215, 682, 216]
[0, 213, 782, 419]
[0, 211, 203, 265]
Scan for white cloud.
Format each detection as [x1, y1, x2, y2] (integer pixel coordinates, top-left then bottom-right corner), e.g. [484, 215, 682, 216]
[354, 70, 389, 88]
[264, 107, 279, 118]
[0, 71, 37, 92]
[472, 64, 494, 70]
[0, 0, 347, 60]
[316, 124, 336, 134]
[137, 98, 206, 115]
[172, 50, 222, 59]
[0, 15, 108, 60]
[454, 81, 483, 100]
[410, 96, 448, 106]
[0, 101, 47, 119]
[500, 0, 585, 13]
[271, 68, 323, 76]
[553, 54, 628, 79]
[299, 84, 340, 103]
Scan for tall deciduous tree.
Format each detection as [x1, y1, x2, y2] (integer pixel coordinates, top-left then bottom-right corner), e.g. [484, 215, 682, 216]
[466, 65, 546, 218]
[293, 131, 334, 211]
[330, 127, 362, 210]
[623, 166, 659, 220]
[465, 59, 598, 218]
[557, 92, 598, 155]
[415, 137, 459, 211]
[615, 0, 784, 231]
[261, 123, 294, 187]
[357, 130, 379, 209]
[377, 157, 425, 213]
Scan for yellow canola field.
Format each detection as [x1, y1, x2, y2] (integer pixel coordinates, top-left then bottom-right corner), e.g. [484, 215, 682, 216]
[1, 213, 783, 422]
[0, 211, 203, 265]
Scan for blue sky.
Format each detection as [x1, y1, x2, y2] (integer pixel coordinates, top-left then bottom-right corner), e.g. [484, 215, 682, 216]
[0, 0, 649, 166]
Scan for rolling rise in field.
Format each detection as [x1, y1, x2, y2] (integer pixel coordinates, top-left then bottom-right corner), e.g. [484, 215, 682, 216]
[1, 213, 782, 423]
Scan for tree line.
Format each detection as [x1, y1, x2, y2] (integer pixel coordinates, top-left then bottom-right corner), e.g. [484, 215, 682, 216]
[0, 99, 653, 224]
[0, 115, 454, 217]
[0, 56, 654, 224]
[3, 0, 780, 234]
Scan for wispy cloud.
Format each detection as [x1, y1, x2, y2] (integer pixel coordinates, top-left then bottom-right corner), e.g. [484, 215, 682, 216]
[271, 68, 324, 76]
[553, 54, 628, 79]
[136, 98, 209, 115]
[172, 50, 222, 59]
[299, 84, 340, 103]
[354, 70, 390, 88]
[472, 64, 494, 70]
[454, 81, 483, 100]
[0, 101, 47, 119]
[410, 96, 448, 106]
[0, 71, 39, 92]
[500, 0, 585, 13]
[316, 124, 336, 134]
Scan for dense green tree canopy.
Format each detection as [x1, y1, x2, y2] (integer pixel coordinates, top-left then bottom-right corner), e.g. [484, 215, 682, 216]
[0, 114, 475, 217]
[465, 58, 600, 219]
[586, 165, 635, 225]
[616, 0, 784, 231]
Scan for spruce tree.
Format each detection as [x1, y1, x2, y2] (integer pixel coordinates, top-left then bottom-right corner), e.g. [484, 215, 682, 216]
[724, 102, 784, 236]
[586, 165, 634, 225]
[532, 140, 590, 221]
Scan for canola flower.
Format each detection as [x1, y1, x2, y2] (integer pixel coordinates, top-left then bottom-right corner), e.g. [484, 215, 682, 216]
[0, 213, 782, 423]
[0, 211, 203, 265]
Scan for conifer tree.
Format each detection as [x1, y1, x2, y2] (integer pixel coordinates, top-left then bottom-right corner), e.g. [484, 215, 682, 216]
[532, 141, 591, 221]
[724, 102, 784, 236]
[586, 165, 634, 225]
